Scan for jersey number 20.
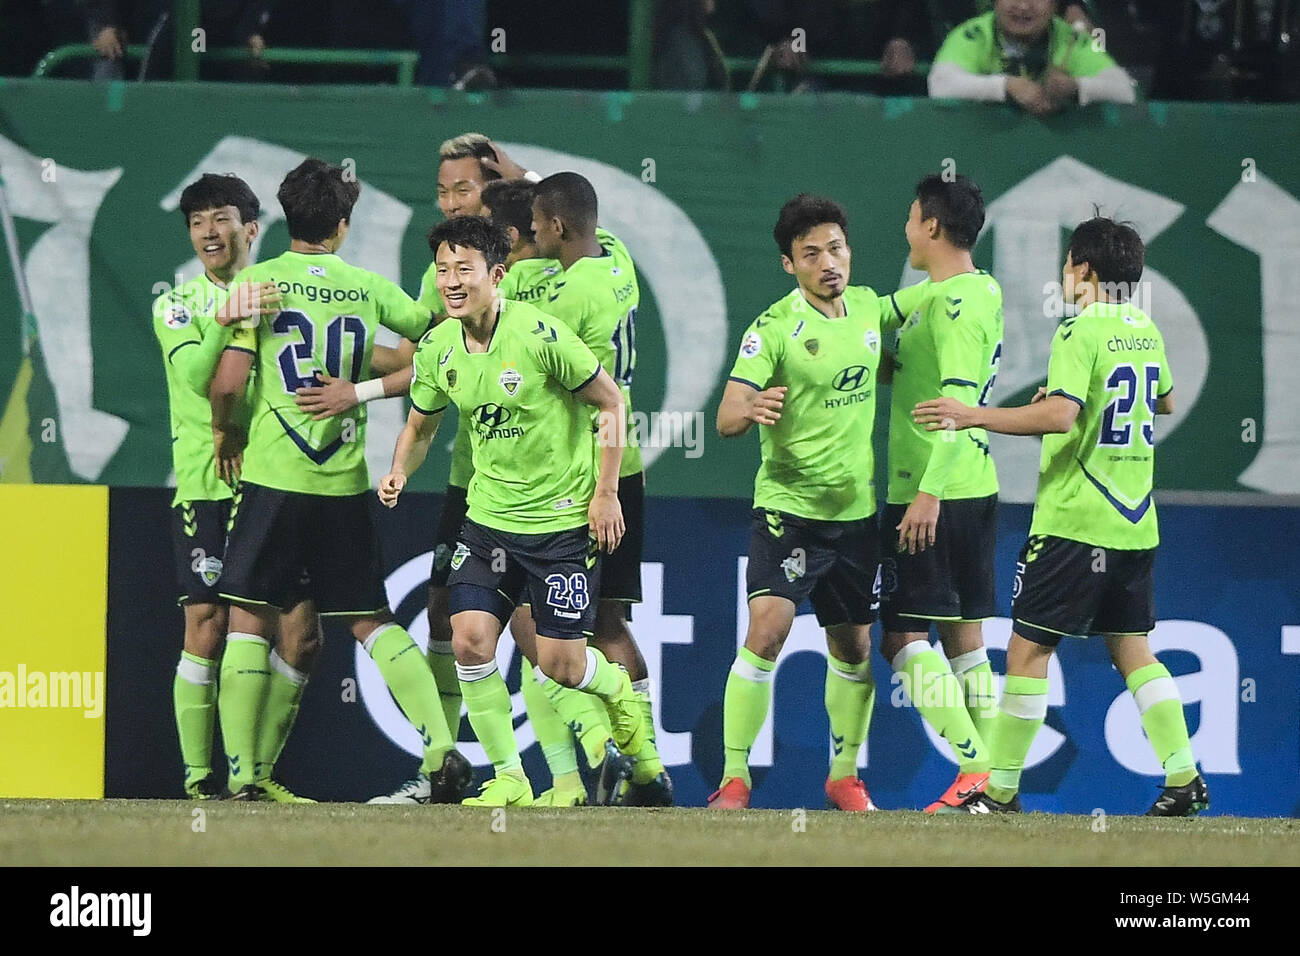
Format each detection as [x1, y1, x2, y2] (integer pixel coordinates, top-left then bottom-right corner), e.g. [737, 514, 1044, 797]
[273, 310, 367, 393]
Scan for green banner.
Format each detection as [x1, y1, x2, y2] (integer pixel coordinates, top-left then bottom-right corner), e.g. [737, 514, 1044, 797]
[1, 80, 1297, 499]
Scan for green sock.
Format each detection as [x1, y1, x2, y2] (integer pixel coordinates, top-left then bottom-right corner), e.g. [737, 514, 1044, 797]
[825, 655, 874, 781]
[948, 648, 997, 747]
[1127, 662, 1197, 787]
[571, 645, 624, 700]
[174, 651, 217, 788]
[366, 625, 452, 770]
[458, 660, 520, 774]
[522, 663, 580, 779]
[630, 677, 665, 784]
[892, 643, 989, 773]
[419, 641, 463, 775]
[722, 646, 775, 787]
[540, 673, 614, 768]
[986, 674, 1048, 802]
[258, 650, 307, 773]
[218, 634, 271, 787]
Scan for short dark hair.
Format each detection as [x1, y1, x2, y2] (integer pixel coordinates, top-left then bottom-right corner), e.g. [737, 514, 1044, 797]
[439, 132, 503, 182]
[427, 215, 510, 270]
[481, 179, 537, 241]
[178, 173, 260, 225]
[534, 172, 598, 237]
[1067, 215, 1145, 293]
[914, 174, 985, 250]
[276, 158, 361, 244]
[773, 194, 848, 258]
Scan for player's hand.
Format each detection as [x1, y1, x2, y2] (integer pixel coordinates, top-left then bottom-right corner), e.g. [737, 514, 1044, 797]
[378, 472, 407, 508]
[746, 386, 787, 427]
[481, 139, 530, 181]
[1030, 386, 1048, 404]
[588, 488, 625, 553]
[295, 372, 359, 420]
[1043, 68, 1080, 108]
[912, 396, 979, 432]
[881, 37, 916, 78]
[213, 424, 247, 487]
[1006, 76, 1055, 117]
[897, 491, 940, 555]
[215, 281, 281, 326]
[93, 26, 124, 59]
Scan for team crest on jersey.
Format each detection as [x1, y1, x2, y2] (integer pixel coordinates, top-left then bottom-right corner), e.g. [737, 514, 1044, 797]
[499, 366, 523, 396]
[804, 338, 819, 356]
[864, 330, 879, 352]
[446, 369, 457, 389]
[195, 554, 223, 586]
[450, 542, 471, 571]
[741, 331, 762, 358]
[165, 303, 192, 329]
[308, 265, 326, 277]
[780, 549, 806, 583]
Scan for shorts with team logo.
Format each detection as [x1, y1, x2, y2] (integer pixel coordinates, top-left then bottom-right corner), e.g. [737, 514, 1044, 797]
[745, 508, 881, 628]
[219, 482, 389, 616]
[598, 472, 644, 617]
[429, 484, 470, 588]
[879, 493, 998, 633]
[1011, 534, 1156, 647]
[447, 518, 601, 640]
[171, 498, 233, 605]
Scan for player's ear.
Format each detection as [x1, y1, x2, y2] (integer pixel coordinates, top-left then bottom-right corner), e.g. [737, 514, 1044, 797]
[506, 225, 520, 249]
[490, 261, 506, 284]
[780, 254, 795, 277]
[244, 219, 260, 242]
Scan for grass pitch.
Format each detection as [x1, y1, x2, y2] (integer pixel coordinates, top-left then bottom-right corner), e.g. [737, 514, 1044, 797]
[4, 800, 1297, 866]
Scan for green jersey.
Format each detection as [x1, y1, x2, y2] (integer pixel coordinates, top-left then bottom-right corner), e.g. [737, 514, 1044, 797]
[729, 286, 906, 522]
[935, 12, 1120, 81]
[153, 273, 241, 505]
[410, 298, 604, 534]
[228, 250, 432, 496]
[886, 271, 1003, 504]
[1031, 300, 1172, 550]
[544, 230, 643, 478]
[444, 257, 562, 489]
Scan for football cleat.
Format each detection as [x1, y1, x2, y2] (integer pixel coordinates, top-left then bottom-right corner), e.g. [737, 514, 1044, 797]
[185, 774, 227, 801]
[925, 770, 989, 814]
[367, 774, 432, 805]
[601, 666, 647, 756]
[594, 739, 636, 806]
[825, 776, 878, 812]
[939, 791, 1022, 815]
[620, 770, 675, 807]
[258, 778, 315, 803]
[428, 750, 473, 804]
[462, 772, 534, 807]
[707, 777, 751, 810]
[536, 782, 589, 807]
[1145, 774, 1210, 817]
[226, 783, 268, 802]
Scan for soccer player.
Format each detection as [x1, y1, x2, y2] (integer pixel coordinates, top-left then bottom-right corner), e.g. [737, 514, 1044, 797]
[380, 215, 646, 808]
[710, 194, 926, 811]
[913, 216, 1209, 816]
[209, 158, 471, 803]
[152, 173, 321, 802]
[528, 172, 672, 806]
[880, 174, 1001, 812]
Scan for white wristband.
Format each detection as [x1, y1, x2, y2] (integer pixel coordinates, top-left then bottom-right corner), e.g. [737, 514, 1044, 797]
[354, 378, 386, 403]
[523, 170, 542, 183]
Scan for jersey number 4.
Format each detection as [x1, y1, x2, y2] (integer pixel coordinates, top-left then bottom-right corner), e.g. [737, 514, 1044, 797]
[273, 310, 367, 393]
[1099, 363, 1160, 447]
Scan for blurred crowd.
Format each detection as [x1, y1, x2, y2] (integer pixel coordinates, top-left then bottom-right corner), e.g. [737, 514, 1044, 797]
[4, 0, 1297, 102]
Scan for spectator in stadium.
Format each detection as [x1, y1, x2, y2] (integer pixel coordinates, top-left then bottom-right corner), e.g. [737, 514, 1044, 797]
[394, 0, 495, 88]
[653, 0, 730, 90]
[928, 0, 1136, 114]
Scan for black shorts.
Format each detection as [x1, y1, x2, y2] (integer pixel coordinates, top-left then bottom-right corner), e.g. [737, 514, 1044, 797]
[745, 509, 880, 628]
[220, 482, 389, 616]
[429, 484, 469, 588]
[1011, 534, 1156, 647]
[171, 498, 232, 605]
[879, 493, 998, 633]
[600, 472, 644, 616]
[448, 518, 600, 640]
